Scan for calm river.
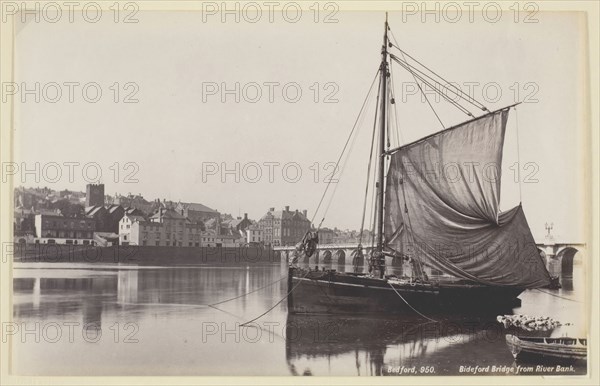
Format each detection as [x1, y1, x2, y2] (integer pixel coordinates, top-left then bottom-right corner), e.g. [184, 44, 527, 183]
[10, 259, 586, 376]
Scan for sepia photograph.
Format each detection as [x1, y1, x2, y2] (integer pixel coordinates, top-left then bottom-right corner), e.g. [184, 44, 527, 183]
[0, 1, 598, 384]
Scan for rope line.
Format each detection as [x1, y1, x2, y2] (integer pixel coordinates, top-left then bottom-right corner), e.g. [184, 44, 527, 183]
[536, 288, 582, 303]
[388, 282, 438, 322]
[359, 72, 383, 246]
[389, 52, 445, 128]
[208, 304, 287, 341]
[389, 62, 405, 146]
[391, 52, 481, 114]
[209, 275, 287, 306]
[388, 29, 488, 111]
[391, 54, 473, 119]
[310, 69, 381, 225]
[240, 271, 308, 326]
[514, 105, 523, 203]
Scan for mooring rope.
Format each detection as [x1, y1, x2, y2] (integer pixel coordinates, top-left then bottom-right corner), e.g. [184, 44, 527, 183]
[535, 288, 582, 303]
[388, 281, 438, 322]
[208, 275, 287, 307]
[240, 271, 308, 327]
[208, 304, 287, 341]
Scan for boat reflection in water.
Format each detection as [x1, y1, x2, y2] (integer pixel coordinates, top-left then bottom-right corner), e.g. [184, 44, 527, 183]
[284, 313, 559, 376]
[11, 261, 586, 376]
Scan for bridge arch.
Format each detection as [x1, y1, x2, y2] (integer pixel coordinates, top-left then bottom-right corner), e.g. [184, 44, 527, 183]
[322, 250, 332, 267]
[350, 249, 365, 272]
[557, 247, 580, 276]
[335, 249, 345, 262]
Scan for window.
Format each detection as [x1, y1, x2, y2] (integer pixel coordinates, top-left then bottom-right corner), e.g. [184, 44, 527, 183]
[124, 235, 128, 240]
[155, 241, 160, 246]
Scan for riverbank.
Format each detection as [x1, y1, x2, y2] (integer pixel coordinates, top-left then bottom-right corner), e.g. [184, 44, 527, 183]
[13, 244, 281, 265]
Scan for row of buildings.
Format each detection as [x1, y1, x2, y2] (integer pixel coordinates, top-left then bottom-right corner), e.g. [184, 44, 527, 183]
[16, 184, 364, 248]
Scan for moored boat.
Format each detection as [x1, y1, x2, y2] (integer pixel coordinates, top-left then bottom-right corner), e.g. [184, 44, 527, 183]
[288, 267, 522, 315]
[288, 14, 554, 316]
[505, 334, 587, 362]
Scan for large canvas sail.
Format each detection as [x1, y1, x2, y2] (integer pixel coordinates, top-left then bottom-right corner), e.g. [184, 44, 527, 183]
[384, 108, 551, 288]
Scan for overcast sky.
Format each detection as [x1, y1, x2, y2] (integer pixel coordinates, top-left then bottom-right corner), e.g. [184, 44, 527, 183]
[13, 9, 588, 242]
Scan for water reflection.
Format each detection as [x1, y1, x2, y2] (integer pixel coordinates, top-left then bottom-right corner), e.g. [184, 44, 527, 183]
[11, 261, 586, 376]
[284, 313, 562, 376]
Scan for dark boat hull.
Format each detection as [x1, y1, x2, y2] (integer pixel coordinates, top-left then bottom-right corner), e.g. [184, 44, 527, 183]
[288, 267, 523, 315]
[506, 335, 587, 363]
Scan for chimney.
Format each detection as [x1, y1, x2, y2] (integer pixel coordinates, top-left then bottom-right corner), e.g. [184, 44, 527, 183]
[244, 213, 248, 220]
[303, 209, 307, 217]
[285, 206, 290, 212]
[269, 207, 275, 212]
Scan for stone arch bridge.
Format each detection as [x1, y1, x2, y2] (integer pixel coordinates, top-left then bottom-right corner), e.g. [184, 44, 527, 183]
[274, 240, 586, 278]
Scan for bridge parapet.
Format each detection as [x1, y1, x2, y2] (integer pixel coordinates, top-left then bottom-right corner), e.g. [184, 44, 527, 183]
[276, 239, 585, 279]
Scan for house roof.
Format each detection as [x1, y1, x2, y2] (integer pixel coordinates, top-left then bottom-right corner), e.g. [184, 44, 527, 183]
[224, 218, 244, 228]
[149, 208, 186, 220]
[261, 208, 309, 222]
[180, 202, 218, 213]
[204, 218, 217, 228]
[95, 232, 119, 239]
[106, 204, 123, 214]
[85, 205, 105, 216]
[125, 214, 147, 223]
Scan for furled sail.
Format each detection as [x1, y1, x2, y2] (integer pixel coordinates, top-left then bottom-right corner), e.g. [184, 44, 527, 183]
[384, 108, 551, 288]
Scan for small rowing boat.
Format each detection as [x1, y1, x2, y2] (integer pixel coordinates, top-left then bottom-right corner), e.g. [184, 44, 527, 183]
[505, 334, 587, 362]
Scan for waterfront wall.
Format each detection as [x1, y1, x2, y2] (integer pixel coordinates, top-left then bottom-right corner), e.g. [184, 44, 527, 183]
[12, 244, 281, 265]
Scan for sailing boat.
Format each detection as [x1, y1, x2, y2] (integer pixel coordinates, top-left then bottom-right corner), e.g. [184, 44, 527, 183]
[287, 14, 555, 315]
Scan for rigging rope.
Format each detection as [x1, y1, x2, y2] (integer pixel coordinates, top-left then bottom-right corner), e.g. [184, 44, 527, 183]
[393, 141, 427, 279]
[391, 54, 474, 119]
[391, 51, 483, 114]
[369, 144, 378, 251]
[514, 105, 523, 203]
[386, 76, 392, 149]
[359, 72, 382, 245]
[391, 53, 446, 128]
[320, 105, 368, 230]
[388, 62, 405, 146]
[387, 281, 438, 322]
[310, 69, 381, 226]
[388, 29, 488, 112]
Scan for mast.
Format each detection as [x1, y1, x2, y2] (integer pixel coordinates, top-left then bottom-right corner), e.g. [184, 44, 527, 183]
[375, 13, 389, 278]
